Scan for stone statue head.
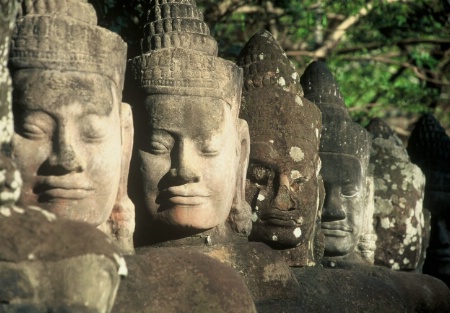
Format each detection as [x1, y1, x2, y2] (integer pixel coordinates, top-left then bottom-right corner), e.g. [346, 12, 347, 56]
[237, 30, 322, 266]
[301, 61, 374, 263]
[367, 118, 426, 271]
[9, 0, 134, 252]
[408, 114, 450, 285]
[131, 0, 250, 244]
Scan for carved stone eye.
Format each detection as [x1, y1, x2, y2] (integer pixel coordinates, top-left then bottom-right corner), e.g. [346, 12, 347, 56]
[340, 183, 359, 198]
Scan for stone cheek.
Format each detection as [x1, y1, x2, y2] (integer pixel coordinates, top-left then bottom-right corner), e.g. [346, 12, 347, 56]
[371, 137, 426, 270]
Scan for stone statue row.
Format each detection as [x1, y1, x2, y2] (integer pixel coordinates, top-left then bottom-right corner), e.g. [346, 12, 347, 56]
[1, 0, 449, 312]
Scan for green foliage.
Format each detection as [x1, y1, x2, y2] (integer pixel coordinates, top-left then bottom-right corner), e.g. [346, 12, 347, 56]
[96, 0, 450, 130]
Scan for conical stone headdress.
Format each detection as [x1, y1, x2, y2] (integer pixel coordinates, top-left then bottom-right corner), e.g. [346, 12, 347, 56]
[300, 61, 370, 172]
[407, 114, 450, 191]
[131, 0, 242, 115]
[237, 30, 320, 164]
[9, 0, 127, 91]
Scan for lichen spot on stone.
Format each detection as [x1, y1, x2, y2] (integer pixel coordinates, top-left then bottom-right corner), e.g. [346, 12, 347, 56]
[0, 207, 11, 217]
[28, 253, 35, 261]
[258, 53, 264, 60]
[276, 67, 280, 74]
[28, 205, 57, 222]
[410, 246, 416, 251]
[295, 95, 303, 106]
[403, 258, 410, 265]
[257, 194, 265, 202]
[113, 253, 128, 277]
[315, 128, 319, 138]
[292, 72, 298, 80]
[278, 77, 286, 87]
[12, 205, 24, 214]
[289, 146, 304, 162]
[272, 235, 278, 241]
[269, 139, 274, 144]
[392, 263, 400, 270]
[251, 212, 258, 222]
[293, 227, 301, 238]
[290, 170, 301, 180]
[255, 205, 259, 211]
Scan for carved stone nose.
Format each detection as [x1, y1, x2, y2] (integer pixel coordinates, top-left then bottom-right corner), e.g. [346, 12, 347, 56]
[273, 185, 293, 211]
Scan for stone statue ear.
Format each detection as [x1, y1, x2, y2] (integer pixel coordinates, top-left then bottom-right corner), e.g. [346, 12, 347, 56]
[357, 174, 377, 263]
[101, 102, 135, 254]
[228, 118, 252, 236]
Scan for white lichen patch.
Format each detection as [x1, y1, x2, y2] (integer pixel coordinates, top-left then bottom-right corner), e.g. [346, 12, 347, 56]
[410, 246, 416, 251]
[292, 72, 298, 80]
[0, 207, 11, 217]
[251, 212, 259, 222]
[255, 206, 259, 211]
[389, 259, 394, 264]
[113, 253, 128, 277]
[276, 67, 280, 73]
[403, 258, 410, 265]
[293, 227, 301, 238]
[12, 205, 24, 214]
[380, 217, 391, 229]
[295, 95, 303, 106]
[289, 146, 304, 162]
[392, 263, 400, 270]
[392, 184, 397, 190]
[257, 194, 266, 202]
[28, 205, 57, 222]
[269, 140, 274, 144]
[290, 170, 301, 180]
[315, 128, 319, 138]
[278, 77, 286, 87]
[272, 235, 278, 241]
[258, 53, 265, 60]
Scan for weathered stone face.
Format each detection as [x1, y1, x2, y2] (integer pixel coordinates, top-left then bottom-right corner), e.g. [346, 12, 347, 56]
[301, 61, 374, 264]
[237, 30, 322, 266]
[367, 118, 426, 271]
[320, 154, 366, 257]
[139, 94, 241, 232]
[244, 89, 321, 250]
[12, 70, 122, 226]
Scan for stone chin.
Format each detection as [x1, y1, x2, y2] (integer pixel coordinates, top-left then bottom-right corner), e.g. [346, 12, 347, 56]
[251, 222, 304, 247]
[322, 233, 356, 257]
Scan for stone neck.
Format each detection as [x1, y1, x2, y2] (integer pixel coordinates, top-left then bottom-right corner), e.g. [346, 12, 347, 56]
[151, 222, 243, 248]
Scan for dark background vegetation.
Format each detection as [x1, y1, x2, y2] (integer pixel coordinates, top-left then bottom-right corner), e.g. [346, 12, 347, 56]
[93, 0, 450, 142]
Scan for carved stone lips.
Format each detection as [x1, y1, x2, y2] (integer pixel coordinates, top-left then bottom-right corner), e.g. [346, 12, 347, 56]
[159, 186, 210, 206]
[321, 223, 353, 237]
[35, 178, 93, 200]
[259, 211, 301, 227]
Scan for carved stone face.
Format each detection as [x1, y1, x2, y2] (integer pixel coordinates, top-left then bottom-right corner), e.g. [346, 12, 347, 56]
[246, 140, 320, 247]
[12, 70, 122, 226]
[320, 153, 365, 256]
[138, 95, 239, 231]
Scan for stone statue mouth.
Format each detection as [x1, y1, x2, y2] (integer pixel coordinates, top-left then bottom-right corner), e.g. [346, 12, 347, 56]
[157, 187, 210, 206]
[34, 178, 93, 200]
[259, 211, 301, 227]
[321, 223, 353, 235]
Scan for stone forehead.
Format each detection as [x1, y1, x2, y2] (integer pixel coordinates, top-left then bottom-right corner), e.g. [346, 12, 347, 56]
[9, 0, 127, 91]
[237, 29, 302, 95]
[241, 88, 320, 146]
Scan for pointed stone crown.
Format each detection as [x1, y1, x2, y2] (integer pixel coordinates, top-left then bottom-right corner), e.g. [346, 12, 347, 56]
[236, 29, 302, 95]
[9, 0, 127, 91]
[407, 114, 450, 190]
[132, 0, 242, 113]
[238, 29, 320, 155]
[301, 61, 370, 170]
[367, 118, 403, 147]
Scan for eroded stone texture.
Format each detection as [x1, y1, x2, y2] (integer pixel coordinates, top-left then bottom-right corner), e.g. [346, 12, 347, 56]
[366, 118, 426, 271]
[408, 114, 450, 287]
[113, 247, 257, 313]
[0, 206, 127, 313]
[237, 29, 323, 267]
[300, 61, 376, 267]
[9, 0, 134, 253]
[131, 0, 250, 246]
